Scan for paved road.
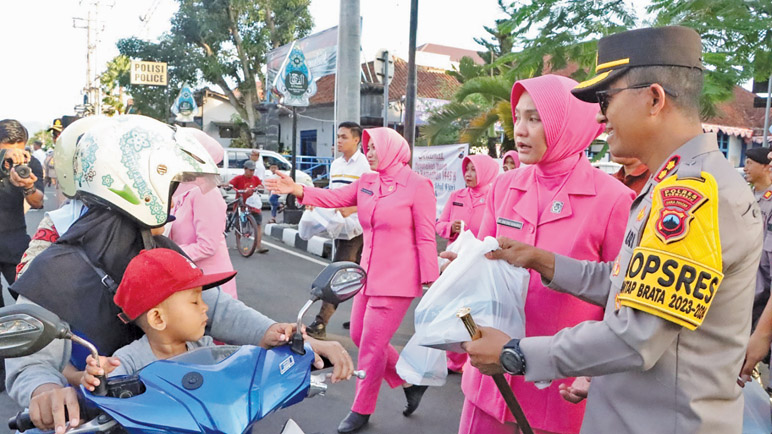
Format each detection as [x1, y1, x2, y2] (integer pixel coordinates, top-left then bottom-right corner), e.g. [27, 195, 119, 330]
[1, 191, 465, 434]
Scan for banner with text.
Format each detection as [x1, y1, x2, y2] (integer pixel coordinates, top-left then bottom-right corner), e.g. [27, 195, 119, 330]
[412, 144, 469, 218]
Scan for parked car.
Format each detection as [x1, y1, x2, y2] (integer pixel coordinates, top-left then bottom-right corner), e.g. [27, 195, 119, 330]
[219, 148, 313, 208]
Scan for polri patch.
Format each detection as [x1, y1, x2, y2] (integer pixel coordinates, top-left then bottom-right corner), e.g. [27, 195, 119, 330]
[654, 185, 707, 244]
[497, 217, 523, 229]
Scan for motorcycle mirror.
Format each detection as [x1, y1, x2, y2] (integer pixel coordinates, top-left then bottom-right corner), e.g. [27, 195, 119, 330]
[0, 304, 70, 358]
[310, 262, 366, 304]
[291, 262, 367, 355]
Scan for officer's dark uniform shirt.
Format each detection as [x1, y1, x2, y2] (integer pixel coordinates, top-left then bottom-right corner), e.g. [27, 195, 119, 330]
[0, 157, 44, 263]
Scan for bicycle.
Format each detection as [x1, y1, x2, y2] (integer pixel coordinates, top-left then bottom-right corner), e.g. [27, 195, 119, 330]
[223, 187, 260, 257]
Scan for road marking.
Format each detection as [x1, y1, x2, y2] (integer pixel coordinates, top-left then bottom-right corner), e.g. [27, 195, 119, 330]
[261, 240, 329, 266]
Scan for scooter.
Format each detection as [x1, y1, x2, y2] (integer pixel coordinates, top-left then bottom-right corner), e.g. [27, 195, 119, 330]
[1, 261, 367, 434]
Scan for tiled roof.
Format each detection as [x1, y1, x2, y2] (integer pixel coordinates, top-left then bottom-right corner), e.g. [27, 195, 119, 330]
[707, 85, 768, 130]
[308, 57, 461, 105]
[417, 43, 485, 65]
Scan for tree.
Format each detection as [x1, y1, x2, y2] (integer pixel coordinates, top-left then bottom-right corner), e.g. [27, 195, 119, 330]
[116, 0, 313, 139]
[100, 55, 131, 116]
[29, 130, 54, 149]
[424, 0, 635, 153]
[648, 0, 772, 118]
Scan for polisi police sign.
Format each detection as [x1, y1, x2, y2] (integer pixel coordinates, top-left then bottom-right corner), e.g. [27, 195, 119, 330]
[130, 60, 168, 86]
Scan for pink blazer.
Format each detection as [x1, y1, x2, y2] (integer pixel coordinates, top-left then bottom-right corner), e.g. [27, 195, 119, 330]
[435, 188, 487, 241]
[168, 184, 237, 298]
[462, 158, 634, 432]
[300, 166, 439, 298]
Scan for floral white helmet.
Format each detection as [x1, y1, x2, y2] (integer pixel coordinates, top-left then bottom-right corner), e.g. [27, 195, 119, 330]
[73, 115, 220, 227]
[54, 115, 109, 198]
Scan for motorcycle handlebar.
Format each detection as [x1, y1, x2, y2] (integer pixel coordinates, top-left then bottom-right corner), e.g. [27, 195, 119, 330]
[9, 410, 34, 432]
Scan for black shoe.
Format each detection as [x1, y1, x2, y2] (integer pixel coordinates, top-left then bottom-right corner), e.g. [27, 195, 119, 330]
[342, 321, 350, 330]
[403, 385, 428, 416]
[337, 411, 369, 433]
[306, 321, 326, 339]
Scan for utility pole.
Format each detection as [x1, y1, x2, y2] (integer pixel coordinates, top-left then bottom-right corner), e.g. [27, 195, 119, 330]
[73, 0, 114, 116]
[764, 73, 772, 147]
[403, 0, 419, 151]
[336, 0, 361, 135]
[375, 49, 394, 127]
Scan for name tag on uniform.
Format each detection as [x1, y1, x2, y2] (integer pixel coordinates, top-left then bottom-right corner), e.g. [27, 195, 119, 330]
[496, 217, 523, 229]
[361, 188, 373, 195]
[452, 201, 464, 206]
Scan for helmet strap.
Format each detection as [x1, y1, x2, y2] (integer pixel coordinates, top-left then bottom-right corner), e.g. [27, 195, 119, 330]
[141, 229, 157, 250]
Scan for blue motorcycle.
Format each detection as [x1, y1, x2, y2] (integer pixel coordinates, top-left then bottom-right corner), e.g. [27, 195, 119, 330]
[1, 262, 366, 434]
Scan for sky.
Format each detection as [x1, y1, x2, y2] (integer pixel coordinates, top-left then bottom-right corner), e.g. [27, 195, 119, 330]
[0, 0, 652, 134]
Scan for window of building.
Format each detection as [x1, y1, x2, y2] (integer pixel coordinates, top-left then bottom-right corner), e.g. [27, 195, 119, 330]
[717, 132, 729, 158]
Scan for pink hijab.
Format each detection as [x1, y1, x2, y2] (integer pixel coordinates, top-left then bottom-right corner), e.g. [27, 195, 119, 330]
[502, 150, 521, 170]
[362, 127, 411, 178]
[462, 154, 499, 199]
[510, 74, 604, 169]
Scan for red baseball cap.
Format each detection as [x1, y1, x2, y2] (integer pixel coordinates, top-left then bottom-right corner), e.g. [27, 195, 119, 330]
[114, 248, 237, 321]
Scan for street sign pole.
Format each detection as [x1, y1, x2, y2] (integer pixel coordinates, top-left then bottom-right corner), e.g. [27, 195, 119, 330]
[764, 73, 772, 147]
[404, 0, 419, 152]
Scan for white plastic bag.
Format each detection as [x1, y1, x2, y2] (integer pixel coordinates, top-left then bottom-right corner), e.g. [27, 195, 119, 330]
[742, 379, 772, 434]
[416, 232, 529, 353]
[336, 214, 364, 240]
[395, 333, 448, 387]
[298, 208, 345, 240]
[245, 194, 263, 210]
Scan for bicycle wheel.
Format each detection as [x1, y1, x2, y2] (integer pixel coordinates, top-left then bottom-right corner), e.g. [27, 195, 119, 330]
[235, 212, 259, 257]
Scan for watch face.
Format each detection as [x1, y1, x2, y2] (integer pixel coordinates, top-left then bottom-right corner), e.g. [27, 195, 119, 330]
[501, 349, 523, 375]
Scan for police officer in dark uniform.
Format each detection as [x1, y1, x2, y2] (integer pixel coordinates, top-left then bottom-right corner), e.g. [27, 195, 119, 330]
[464, 26, 760, 434]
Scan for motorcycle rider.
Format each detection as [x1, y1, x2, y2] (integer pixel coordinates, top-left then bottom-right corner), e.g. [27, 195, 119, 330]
[6, 116, 354, 432]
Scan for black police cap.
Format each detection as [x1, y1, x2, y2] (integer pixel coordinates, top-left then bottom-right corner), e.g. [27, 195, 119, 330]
[572, 26, 703, 103]
[746, 147, 771, 165]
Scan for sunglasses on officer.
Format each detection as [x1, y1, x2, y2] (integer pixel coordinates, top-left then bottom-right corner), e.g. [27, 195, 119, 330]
[596, 83, 679, 116]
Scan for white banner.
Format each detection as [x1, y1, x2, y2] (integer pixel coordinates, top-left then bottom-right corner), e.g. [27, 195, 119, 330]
[412, 144, 469, 218]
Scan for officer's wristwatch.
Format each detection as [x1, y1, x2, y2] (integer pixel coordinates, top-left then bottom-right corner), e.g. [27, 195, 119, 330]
[500, 338, 526, 375]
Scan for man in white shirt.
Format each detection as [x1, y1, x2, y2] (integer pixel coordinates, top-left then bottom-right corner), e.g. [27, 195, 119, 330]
[307, 122, 371, 339]
[31, 141, 47, 169]
[249, 148, 266, 180]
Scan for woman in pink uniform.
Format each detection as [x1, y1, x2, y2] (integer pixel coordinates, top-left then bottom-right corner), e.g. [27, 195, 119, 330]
[458, 74, 635, 434]
[502, 149, 520, 172]
[167, 129, 237, 299]
[266, 127, 439, 433]
[436, 154, 499, 373]
[436, 154, 500, 243]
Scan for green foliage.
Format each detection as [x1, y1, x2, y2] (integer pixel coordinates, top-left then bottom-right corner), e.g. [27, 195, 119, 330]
[29, 130, 54, 149]
[112, 0, 312, 130]
[649, 0, 772, 117]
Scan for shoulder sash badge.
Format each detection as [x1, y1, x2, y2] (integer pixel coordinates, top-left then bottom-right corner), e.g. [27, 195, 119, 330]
[616, 172, 723, 330]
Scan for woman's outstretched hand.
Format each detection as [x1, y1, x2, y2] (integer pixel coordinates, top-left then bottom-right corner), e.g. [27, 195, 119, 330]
[264, 171, 303, 198]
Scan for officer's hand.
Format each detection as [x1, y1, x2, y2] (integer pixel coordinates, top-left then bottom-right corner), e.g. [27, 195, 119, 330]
[462, 326, 511, 376]
[28, 384, 80, 433]
[439, 251, 457, 273]
[305, 336, 354, 383]
[259, 322, 294, 348]
[559, 376, 591, 403]
[9, 167, 37, 189]
[485, 237, 534, 268]
[739, 330, 771, 384]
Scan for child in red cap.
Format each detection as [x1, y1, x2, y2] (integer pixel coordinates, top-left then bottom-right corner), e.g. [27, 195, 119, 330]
[81, 248, 236, 390]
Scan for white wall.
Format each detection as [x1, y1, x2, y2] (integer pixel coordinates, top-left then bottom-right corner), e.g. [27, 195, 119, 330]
[278, 105, 336, 157]
[726, 135, 743, 167]
[202, 98, 239, 148]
